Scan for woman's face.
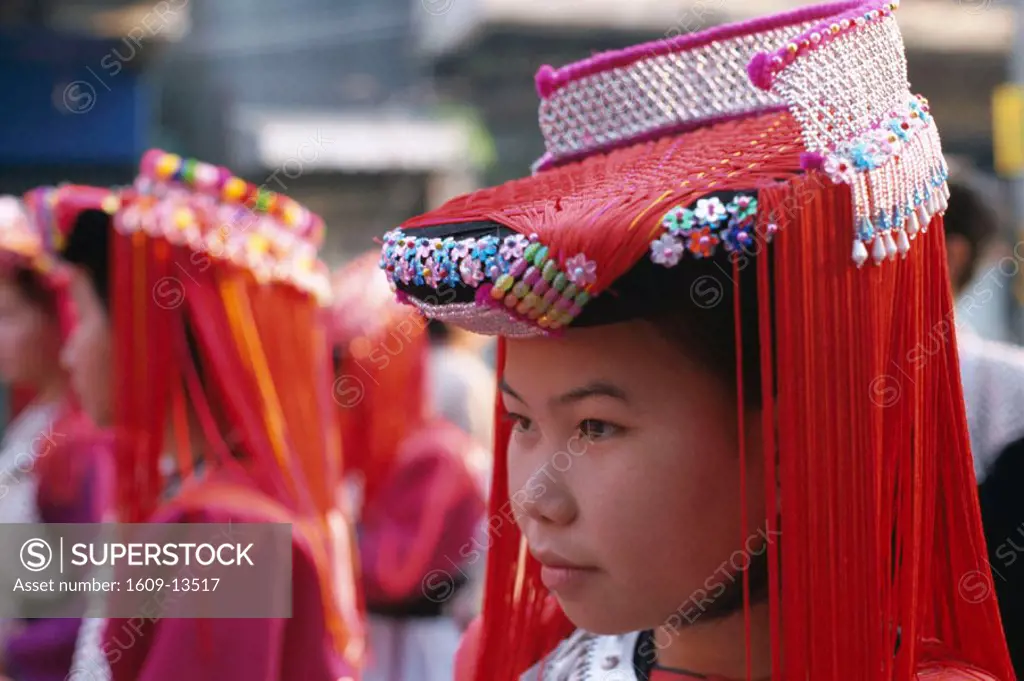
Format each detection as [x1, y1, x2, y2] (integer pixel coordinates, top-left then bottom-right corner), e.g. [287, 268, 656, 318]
[502, 320, 765, 635]
[0, 273, 62, 387]
[60, 269, 112, 426]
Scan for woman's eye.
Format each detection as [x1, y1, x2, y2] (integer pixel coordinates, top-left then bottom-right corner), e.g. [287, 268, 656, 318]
[578, 419, 621, 441]
[505, 413, 534, 433]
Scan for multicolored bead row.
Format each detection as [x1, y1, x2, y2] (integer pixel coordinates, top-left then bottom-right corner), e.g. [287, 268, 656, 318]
[480, 241, 594, 331]
[810, 94, 948, 267]
[23, 185, 122, 258]
[117, 195, 332, 303]
[21, 187, 62, 258]
[138, 150, 325, 248]
[821, 96, 931, 183]
[379, 229, 596, 331]
[649, 195, 771, 268]
[759, 0, 899, 85]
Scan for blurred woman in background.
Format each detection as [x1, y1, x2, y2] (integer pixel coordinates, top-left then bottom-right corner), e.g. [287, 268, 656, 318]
[331, 252, 485, 681]
[428, 320, 497, 459]
[0, 190, 113, 681]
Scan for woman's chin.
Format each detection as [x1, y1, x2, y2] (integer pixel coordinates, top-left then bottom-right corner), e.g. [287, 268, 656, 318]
[557, 596, 650, 637]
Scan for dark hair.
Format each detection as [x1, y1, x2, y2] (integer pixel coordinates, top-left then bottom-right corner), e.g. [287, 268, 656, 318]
[60, 209, 111, 310]
[943, 174, 1000, 292]
[11, 267, 58, 315]
[574, 242, 769, 409]
[60, 208, 209, 384]
[427, 319, 450, 344]
[654, 254, 766, 409]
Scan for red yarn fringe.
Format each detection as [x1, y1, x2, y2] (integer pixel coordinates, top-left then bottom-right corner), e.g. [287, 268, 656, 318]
[465, 175, 1013, 681]
[764, 177, 1013, 681]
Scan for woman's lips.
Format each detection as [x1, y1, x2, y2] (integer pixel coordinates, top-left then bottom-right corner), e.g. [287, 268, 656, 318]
[532, 550, 599, 592]
[539, 564, 598, 592]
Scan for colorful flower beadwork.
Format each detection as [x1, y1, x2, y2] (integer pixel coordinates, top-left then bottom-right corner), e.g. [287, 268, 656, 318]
[117, 152, 334, 303]
[649, 194, 763, 268]
[139, 150, 324, 248]
[822, 96, 932, 184]
[565, 253, 597, 287]
[650, 233, 684, 267]
[814, 95, 947, 268]
[379, 229, 593, 331]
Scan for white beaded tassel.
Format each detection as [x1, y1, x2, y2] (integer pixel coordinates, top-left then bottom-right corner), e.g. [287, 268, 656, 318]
[769, 12, 950, 268]
[896, 229, 911, 257]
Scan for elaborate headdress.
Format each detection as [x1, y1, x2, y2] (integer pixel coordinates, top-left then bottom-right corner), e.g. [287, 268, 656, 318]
[19, 185, 122, 335]
[55, 151, 362, 665]
[378, 2, 1013, 680]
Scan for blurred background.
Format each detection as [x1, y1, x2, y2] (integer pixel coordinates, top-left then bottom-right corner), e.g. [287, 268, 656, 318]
[0, 0, 1020, 415]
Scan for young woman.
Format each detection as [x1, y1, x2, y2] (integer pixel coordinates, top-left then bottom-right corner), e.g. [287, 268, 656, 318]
[0, 191, 112, 681]
[331, 252, 486, 681]
[52, 154, 364, 681]
[376, 1, 1015, 680]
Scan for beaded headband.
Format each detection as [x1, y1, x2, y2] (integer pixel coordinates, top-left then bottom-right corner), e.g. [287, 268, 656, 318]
[119, 150, 332, 303]
[23, 185, 122, 259]
[379, 0, 947, 337]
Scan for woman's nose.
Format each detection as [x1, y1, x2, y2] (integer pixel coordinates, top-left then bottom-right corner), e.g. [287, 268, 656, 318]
[513, 466, 578, 526]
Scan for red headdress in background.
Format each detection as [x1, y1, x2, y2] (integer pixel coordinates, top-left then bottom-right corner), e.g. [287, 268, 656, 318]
[59, 151, 364, 666]
[331, 251, 485, 613]
[377, 1, 1014, 680]
[22, 184, 122, 340]
[330, 251, 431, 507]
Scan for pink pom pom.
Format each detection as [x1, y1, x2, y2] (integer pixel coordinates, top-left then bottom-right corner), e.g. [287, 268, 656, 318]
[747, 52, 774, 91]
[535, 64, 559, 99]
[800, 152, 826, 170]
[139, 149, 163, 177]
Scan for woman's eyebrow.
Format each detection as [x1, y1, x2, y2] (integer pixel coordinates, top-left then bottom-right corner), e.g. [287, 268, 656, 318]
[551, 381, 629, 407]
[500, 379, 630, 408]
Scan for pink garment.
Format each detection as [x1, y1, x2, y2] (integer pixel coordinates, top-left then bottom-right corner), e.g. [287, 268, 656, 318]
[5, 410, 113, 681]
[358, 421, 485, 607]
[102, 501, 354, 681]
